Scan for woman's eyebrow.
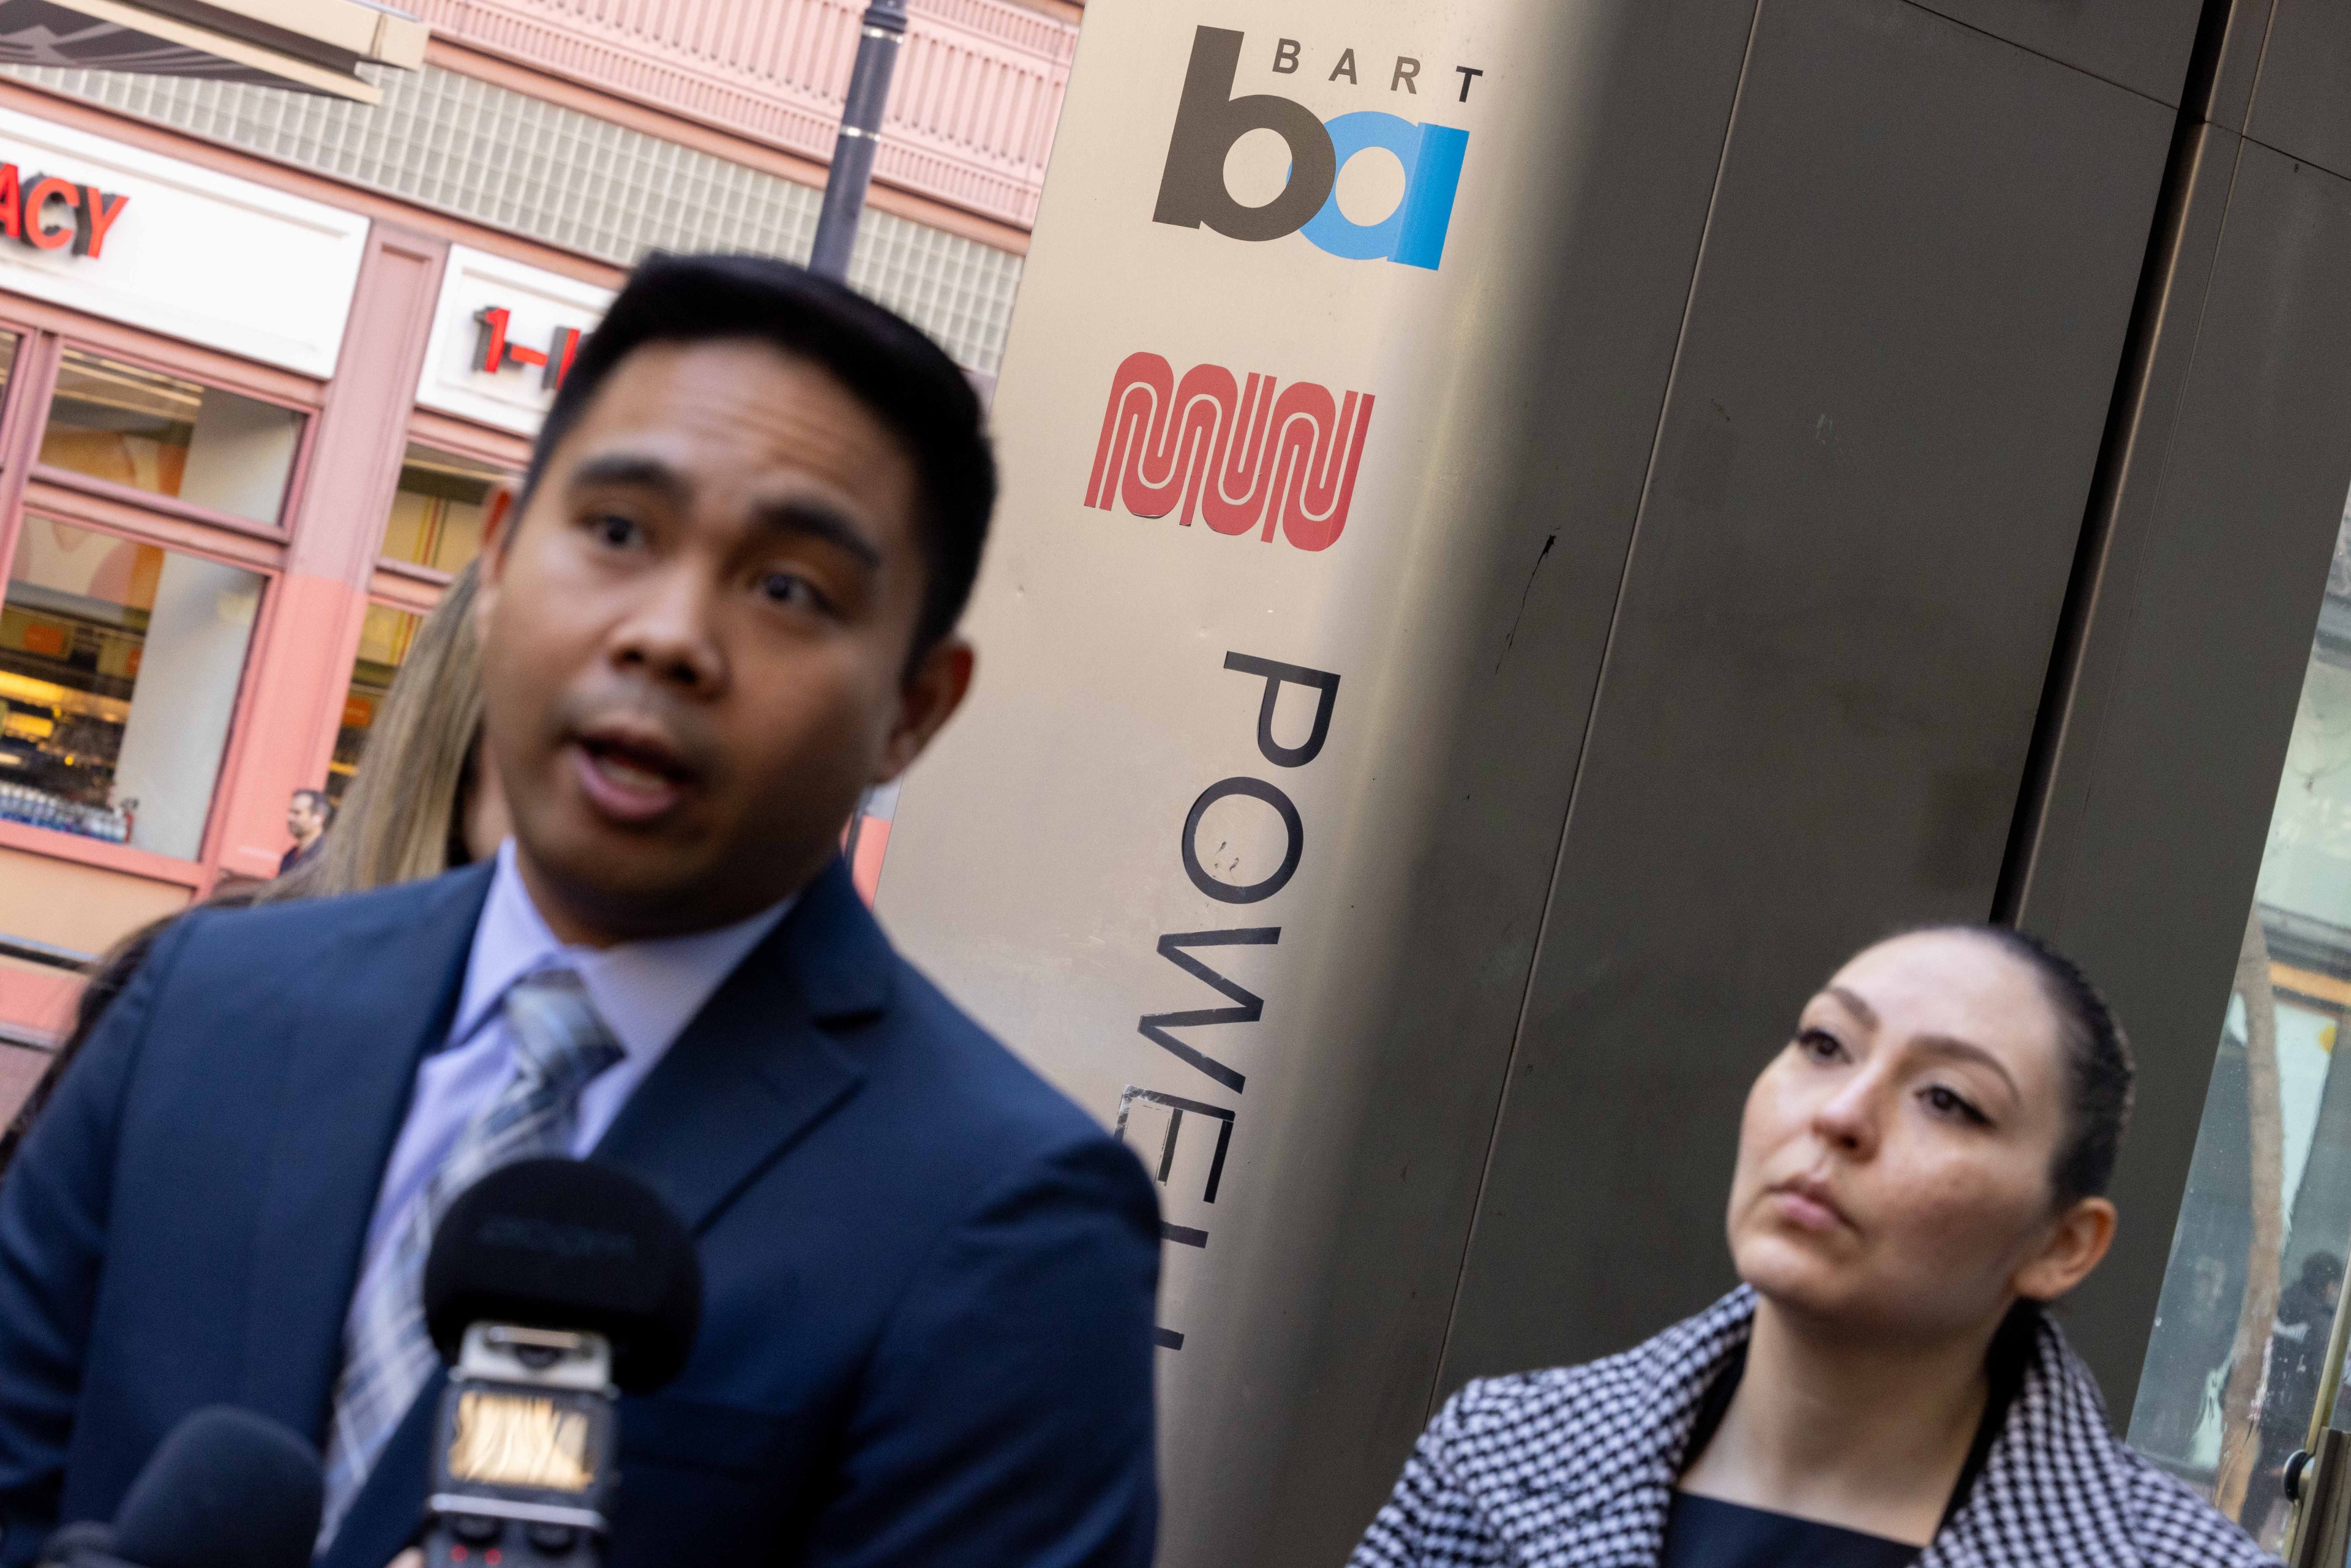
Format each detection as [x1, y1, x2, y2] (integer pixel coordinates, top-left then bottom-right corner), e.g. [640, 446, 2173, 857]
[1824, 985, 1878, 1028]
[1910, 1034, 2022, 1098]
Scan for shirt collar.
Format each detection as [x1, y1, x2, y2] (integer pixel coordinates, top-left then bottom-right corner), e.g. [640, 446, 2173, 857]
[452, 839, 797, 1063]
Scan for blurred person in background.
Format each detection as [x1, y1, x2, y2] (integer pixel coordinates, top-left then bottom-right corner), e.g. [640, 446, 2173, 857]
[0, 560, 506, 1177]
[0, 254, 1159, 1568]
[282, 788, 332, 874]
[2252, 1250, 2344, 1542]
[1355, 926, 2277, 1568]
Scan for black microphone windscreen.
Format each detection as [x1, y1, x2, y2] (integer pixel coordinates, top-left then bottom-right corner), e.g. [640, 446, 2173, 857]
[34, 1519, 116, 1566]
[422, 1158, 702, 1394]
[111, 1407, 322, 1568]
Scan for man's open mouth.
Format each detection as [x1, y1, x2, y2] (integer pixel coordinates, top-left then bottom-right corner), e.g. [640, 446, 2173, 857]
[571, 729, 696, 823]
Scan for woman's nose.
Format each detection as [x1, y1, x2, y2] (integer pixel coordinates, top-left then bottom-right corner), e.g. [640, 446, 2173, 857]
[1810, 1075, 1883, 1155]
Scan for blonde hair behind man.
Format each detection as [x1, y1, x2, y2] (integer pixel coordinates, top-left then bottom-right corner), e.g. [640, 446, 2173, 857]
[274, 558, 494, 899]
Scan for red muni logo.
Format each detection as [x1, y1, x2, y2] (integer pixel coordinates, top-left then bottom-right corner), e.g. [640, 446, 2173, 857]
[1084, 351, 1375, 552]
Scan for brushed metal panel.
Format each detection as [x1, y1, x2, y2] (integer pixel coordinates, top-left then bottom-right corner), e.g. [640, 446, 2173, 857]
[1248, 4, 1771, 1557]
[2014, 138, 2351, 1415]
[2244, 0, 2351, 178]
[1437, 0, 2174, 1394]
[1905, 0, 2203, 105]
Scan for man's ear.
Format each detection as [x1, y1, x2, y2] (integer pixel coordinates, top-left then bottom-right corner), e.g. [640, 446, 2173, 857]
[481, 484, 517, 571]
[2014, 1196, 2117, 1304]
[877, 636, 975, 784]
[474, 484, 517, 637]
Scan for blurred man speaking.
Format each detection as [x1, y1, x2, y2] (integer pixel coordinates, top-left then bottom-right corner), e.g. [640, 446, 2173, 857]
[0, 256, 1161, 1568]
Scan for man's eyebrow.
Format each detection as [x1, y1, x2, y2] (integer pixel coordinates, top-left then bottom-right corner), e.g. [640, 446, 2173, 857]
[1824, 985, 1880, 1029]
[1910, 1034, 2022, 1100]
[755, 497, 883, 571]
[569, 452, 690, 505]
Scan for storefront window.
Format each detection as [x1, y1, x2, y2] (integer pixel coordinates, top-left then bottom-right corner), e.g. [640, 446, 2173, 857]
[379, 445, 506, 575]
[0, 518, 263, 857]
[2130, 492, 2351, 1548]
[39, 348, 304, 527]
[329, 602, 422, 802]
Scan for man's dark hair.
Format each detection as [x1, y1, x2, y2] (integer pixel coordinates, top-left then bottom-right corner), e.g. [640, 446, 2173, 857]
[521, 253, 997, 660]
[1916, 924, 2134, 1205]
[292, 788, 332, 822]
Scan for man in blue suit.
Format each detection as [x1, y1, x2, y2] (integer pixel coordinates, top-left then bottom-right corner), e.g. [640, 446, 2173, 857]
[0, 255, 1162, 1567]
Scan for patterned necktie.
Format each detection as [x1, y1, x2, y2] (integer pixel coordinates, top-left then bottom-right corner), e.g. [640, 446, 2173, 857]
[317, 969, 624, 1546]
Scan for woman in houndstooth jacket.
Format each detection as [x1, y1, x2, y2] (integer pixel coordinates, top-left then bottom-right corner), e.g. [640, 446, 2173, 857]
[1354, 926, 2279, 1568]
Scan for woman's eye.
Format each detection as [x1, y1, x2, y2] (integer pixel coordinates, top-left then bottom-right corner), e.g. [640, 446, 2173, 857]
[1921, 1085, 1989, 1125]
[1796, 1027, 1845, 1063]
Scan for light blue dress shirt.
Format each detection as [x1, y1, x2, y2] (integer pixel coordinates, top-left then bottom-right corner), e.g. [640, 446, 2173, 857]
[351, 839, 795, 1281]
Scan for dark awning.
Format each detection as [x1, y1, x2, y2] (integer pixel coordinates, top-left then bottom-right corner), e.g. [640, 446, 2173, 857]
[0, 0, 422, 102]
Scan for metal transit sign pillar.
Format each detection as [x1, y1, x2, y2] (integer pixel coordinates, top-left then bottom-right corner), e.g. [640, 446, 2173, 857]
[879, 0, 1626, 1561]
[808, 0, 908, 281]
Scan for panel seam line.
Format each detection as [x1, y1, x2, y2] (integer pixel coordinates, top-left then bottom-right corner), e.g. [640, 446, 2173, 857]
[1419, 0, 1769, 1421]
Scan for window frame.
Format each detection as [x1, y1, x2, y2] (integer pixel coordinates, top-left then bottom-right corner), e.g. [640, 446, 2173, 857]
[33, 336, 320, 539]
[0, 308, 320, 880]
[370, 408, 527, 592]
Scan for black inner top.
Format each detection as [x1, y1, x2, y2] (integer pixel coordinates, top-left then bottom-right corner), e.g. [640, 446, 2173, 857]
[1659, 1301, 2039, 1566]
[1660, 1491, 1920, 1568]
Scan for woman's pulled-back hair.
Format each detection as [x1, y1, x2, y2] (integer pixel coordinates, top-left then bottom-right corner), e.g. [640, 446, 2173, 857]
[1923, 924, 2135, 1204]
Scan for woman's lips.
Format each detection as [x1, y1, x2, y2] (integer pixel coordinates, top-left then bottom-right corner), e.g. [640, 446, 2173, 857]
[1766, 1179, 1850, 1234]
[569, 740, 686, 823]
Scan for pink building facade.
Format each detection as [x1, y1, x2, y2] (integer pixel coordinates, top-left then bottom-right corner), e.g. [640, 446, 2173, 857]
[0, 0, 1073, 1059]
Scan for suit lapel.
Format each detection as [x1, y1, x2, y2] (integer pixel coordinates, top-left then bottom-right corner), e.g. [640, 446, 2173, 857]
[309, 857, 885, 1567]
[239, 863, 493, 1436]
[593, 858, 890, 1232]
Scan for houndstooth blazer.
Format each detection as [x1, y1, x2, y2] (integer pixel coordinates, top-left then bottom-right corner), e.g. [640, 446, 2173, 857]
[1352, 1287, 2280, 1567]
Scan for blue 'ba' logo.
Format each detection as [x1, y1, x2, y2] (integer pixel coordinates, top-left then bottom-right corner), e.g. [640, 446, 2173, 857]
[1152, 27, 1469, 271]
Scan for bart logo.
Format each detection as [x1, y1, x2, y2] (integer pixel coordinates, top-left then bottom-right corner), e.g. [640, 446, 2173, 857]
[1152, 26, 1469, 271]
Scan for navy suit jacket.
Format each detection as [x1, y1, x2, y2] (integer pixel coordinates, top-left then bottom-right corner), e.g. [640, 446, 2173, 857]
[0, 858, 1162, 1567]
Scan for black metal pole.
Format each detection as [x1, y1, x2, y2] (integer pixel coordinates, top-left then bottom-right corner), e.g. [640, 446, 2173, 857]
[809, 0, 909, 280]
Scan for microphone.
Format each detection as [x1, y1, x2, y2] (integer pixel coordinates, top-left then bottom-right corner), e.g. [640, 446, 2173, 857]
[418, 1158, 701, 1568]
[36, 1406, 323, 1568]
